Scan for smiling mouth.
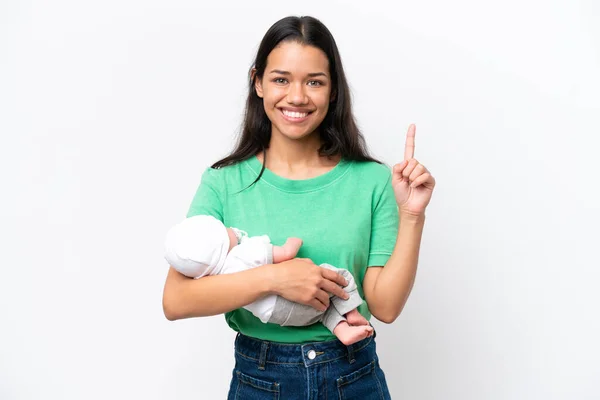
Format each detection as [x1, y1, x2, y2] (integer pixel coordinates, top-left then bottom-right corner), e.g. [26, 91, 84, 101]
[279, 108, 313, 122]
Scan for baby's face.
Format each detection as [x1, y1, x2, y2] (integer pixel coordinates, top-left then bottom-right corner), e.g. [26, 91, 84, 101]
[226, 228, 238, 253]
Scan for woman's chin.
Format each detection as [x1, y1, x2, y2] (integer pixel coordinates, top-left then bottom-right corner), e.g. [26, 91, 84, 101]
[278, 130, 319, 142]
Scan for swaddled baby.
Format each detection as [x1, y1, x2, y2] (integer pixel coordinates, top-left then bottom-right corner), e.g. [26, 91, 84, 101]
[164, 215, 373, 345]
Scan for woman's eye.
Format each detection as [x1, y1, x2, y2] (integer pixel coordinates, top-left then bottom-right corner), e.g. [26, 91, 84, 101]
[308, 80, 323, 86]
[274, 78, 287, 84]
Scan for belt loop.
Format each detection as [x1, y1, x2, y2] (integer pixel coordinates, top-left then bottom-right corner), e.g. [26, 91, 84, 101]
[258, 341, 269, 370]
[347, 342, 356, 364]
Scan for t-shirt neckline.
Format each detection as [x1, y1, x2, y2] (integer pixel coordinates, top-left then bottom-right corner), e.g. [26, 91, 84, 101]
[244, 154, 352, 193]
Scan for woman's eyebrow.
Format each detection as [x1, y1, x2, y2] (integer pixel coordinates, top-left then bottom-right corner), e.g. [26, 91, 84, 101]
[269, 69, 328, 78]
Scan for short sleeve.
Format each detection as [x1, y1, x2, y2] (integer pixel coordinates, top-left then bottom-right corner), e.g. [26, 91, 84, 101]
[186, 167, 225, 222]
[367, 174, 399, 267]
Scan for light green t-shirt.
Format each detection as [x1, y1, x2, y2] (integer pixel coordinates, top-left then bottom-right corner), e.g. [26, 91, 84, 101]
[186, 155, 399, 343]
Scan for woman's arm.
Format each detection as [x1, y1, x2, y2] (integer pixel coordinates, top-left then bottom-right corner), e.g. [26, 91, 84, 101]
[363, 212, 425, 323]
[366, 124, 435, 323]
[162, 265, 273, 320]
[162, 258, 350, 321]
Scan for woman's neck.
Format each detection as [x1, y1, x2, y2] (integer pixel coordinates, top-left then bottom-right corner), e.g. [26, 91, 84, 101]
[258, 134, 341, 179]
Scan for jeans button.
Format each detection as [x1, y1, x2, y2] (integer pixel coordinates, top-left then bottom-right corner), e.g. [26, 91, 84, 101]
[307, 350, 316, 360]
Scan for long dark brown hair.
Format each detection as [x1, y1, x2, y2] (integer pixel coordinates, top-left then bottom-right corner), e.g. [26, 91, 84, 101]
[211, 15, 381, 184]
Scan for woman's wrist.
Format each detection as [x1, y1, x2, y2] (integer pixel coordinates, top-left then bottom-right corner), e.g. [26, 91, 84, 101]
[257, 263, 279, 296]
[399, 210, 426, 224]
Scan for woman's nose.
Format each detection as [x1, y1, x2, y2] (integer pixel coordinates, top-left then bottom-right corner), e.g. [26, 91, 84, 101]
[286, 83, 308, 105]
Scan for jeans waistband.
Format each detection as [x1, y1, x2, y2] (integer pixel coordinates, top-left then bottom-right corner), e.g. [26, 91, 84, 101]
[234, 329, 376, 369]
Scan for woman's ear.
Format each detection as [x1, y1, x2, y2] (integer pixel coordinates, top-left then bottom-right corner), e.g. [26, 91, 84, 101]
[252, 68, 264, 98]
[330, 89, 337, 103]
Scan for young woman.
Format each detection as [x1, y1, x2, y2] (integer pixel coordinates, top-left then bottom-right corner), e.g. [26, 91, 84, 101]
[162, 15, 435, 399]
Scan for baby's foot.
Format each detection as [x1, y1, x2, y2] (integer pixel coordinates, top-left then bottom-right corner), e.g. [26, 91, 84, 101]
[333, 322, 374, 346]
[345, 309, 369, 326]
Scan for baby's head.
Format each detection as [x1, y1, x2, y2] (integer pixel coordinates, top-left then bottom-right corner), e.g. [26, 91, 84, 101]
[170, 215, 238, 276]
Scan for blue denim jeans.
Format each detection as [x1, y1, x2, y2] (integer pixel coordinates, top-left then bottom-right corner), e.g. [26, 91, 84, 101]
[227, 329, 391, 399]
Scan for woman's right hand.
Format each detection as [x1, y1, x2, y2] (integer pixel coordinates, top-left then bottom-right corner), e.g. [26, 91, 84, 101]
[266, 258, 350, 311]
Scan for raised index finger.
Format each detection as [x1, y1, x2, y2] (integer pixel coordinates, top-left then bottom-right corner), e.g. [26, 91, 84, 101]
[404, 124, 416, 160]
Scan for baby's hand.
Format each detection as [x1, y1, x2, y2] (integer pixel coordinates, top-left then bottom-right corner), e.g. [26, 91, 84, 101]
[272, 238, 303, 263]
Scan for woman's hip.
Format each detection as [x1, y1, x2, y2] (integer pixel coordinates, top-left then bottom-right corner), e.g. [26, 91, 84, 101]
[228, 329, 391, 399]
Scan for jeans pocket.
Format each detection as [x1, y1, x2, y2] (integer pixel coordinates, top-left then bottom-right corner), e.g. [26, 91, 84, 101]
[231, 370, 280, 400]
[336, 360, 388, 400]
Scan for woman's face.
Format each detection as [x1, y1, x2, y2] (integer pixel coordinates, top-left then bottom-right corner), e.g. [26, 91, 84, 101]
[255, 41, 334, 143]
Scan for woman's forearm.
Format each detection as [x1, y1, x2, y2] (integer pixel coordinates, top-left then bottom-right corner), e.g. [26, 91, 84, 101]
[162, 264, 273, 321]
[369, 213, 425, 323]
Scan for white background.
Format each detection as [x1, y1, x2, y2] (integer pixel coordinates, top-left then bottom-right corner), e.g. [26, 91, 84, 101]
[1, 0, 599, 399]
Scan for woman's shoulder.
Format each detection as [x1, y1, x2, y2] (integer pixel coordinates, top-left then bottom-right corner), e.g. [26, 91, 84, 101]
[201, 158, 251, 177]
[346, 159, 392, 183]
[198, 158, 255, 192]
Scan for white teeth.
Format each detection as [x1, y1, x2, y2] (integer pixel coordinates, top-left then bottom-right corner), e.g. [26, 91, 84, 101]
[282, 109, 309, 118]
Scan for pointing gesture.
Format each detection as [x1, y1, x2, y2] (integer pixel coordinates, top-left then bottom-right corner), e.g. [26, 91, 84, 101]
[392, 124, 436, 216]
[404, 124, 415, 161]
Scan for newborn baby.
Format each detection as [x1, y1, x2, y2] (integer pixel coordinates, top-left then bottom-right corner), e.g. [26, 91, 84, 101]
[164, 215, 373, 345]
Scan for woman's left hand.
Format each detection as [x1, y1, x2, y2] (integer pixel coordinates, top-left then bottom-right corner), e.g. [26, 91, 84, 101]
[392, 124, 436, 217]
